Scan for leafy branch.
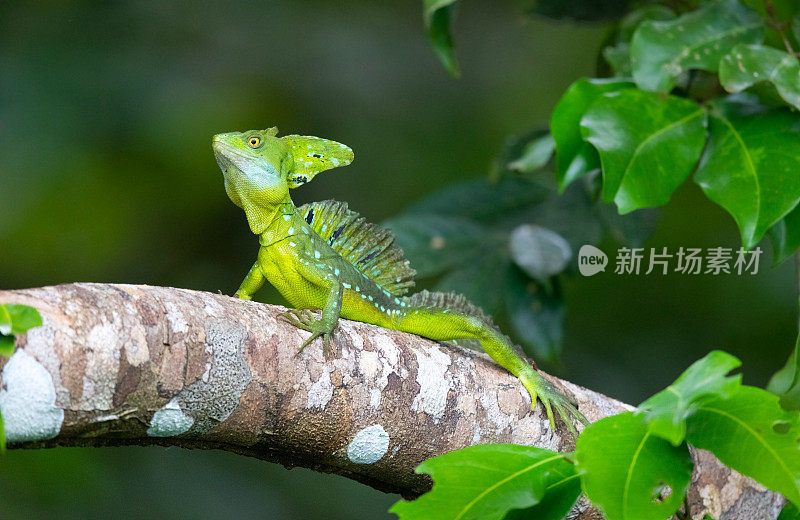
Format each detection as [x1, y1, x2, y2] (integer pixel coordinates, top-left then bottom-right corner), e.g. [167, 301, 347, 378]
[407, 0, 800, 518]
[392, 351, 798, 520]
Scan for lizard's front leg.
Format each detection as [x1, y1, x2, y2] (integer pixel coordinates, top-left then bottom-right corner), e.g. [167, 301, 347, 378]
[282, 277, 343, 357]
[234, 262, 266, 300]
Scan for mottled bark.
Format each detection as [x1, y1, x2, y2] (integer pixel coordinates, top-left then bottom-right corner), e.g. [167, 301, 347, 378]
[0, 283, 784, 519]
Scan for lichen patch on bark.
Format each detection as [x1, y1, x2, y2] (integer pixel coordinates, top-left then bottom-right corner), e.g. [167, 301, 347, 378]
[155, 320, 251, 435]
[0, 350, 64, 442]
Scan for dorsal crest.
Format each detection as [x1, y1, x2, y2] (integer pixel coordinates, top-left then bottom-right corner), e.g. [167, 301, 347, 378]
[297, 200, 416, 296]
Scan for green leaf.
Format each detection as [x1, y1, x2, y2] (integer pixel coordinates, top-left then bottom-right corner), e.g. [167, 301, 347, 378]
[390, 444, 579, 520]
[604, 44, 634, 77]
[638, 351, 742, 445]
[0, 335, 14, 358]
[0, 304, 42, 357]
[779, 501, 800, 520]
[686, 385, 800, 503]
[509, 224, 571, 282]
[720, 44, 800, 111]
[603, 5, 676, 76]
[550, 78, 634, 191]
[423, 0, 460, 77]
[575, 411, 693, 520]
[502, 467, 582, 520]
[505, 267, 563, 362]
[2, 303, 43, 335]
[507, 134, 555, 173]
[768, 326, 800, 411]
[630, 0, 764, 92]
[618, 5, 676, 43]
[768, 203, 800, 264]
[694, 102, 800, 249]
[0, 305, 10, 336]
[580, 89, 706, 213]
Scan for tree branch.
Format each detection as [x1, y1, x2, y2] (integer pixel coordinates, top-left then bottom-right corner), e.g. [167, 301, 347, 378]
[0, 283, 785, 519]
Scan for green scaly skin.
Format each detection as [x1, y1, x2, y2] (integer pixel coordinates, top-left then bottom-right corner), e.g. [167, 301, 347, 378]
[213, 128, 586, 433]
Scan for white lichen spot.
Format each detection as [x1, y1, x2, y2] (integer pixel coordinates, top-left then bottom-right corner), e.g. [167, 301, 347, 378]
[331, 158, 340, 166]
[347, 424, 389, 464]
[304, 161, 313, 167]
[699, 484, 722, 519]
[306, 368, 334, 409]
[164, 301, 189, 334]
[471, 425, 482, 445]
[480, 390, 515, 433]
[370, 388, 382, 408]
[82, 321, 121, 410]
[147, 398, 194, 437]
[359, 336, 398, 408]
[0, 350, 64, 443]
[203, 297, 225, 318]
[410, 344, 452, 421]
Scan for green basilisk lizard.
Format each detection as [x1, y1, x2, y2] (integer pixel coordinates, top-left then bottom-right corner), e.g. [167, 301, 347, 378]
[213, 127, 585, 432]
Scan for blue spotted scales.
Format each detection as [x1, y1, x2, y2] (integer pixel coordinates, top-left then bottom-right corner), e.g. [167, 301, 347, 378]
[213, 127, 586, 432]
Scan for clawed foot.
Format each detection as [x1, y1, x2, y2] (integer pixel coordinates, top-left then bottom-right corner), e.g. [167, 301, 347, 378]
[280, 309, 336, 358]
[522, 372, 588, 437]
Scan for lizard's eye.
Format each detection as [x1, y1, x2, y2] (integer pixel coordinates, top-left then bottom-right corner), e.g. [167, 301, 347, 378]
[248, 136, 262, 148]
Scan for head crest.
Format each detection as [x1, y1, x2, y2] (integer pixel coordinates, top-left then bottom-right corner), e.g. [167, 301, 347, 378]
[282, 134, 355, 188]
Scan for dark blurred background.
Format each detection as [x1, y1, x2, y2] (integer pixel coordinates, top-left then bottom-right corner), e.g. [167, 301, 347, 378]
[0, 1, 795, 518]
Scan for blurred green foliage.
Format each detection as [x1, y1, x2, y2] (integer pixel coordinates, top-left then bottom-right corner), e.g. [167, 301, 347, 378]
[0, 1, 797, 519]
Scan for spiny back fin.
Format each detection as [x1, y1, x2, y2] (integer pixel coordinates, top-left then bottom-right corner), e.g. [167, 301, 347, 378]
[404, 290, 494, 325]
[298, 200, 416, 296]
[404, 290, 529, 360]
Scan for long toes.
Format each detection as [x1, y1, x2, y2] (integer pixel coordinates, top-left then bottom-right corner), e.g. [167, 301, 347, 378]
[296, 333, 321, 355]
[323, 334, 332, 359]
[281, 314, 301, 327]
[543, 399, 556, 431]
[553, 403, 577, 435]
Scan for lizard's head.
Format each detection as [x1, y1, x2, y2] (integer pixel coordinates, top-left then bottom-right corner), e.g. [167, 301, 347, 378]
[213, 127, 354, 233]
